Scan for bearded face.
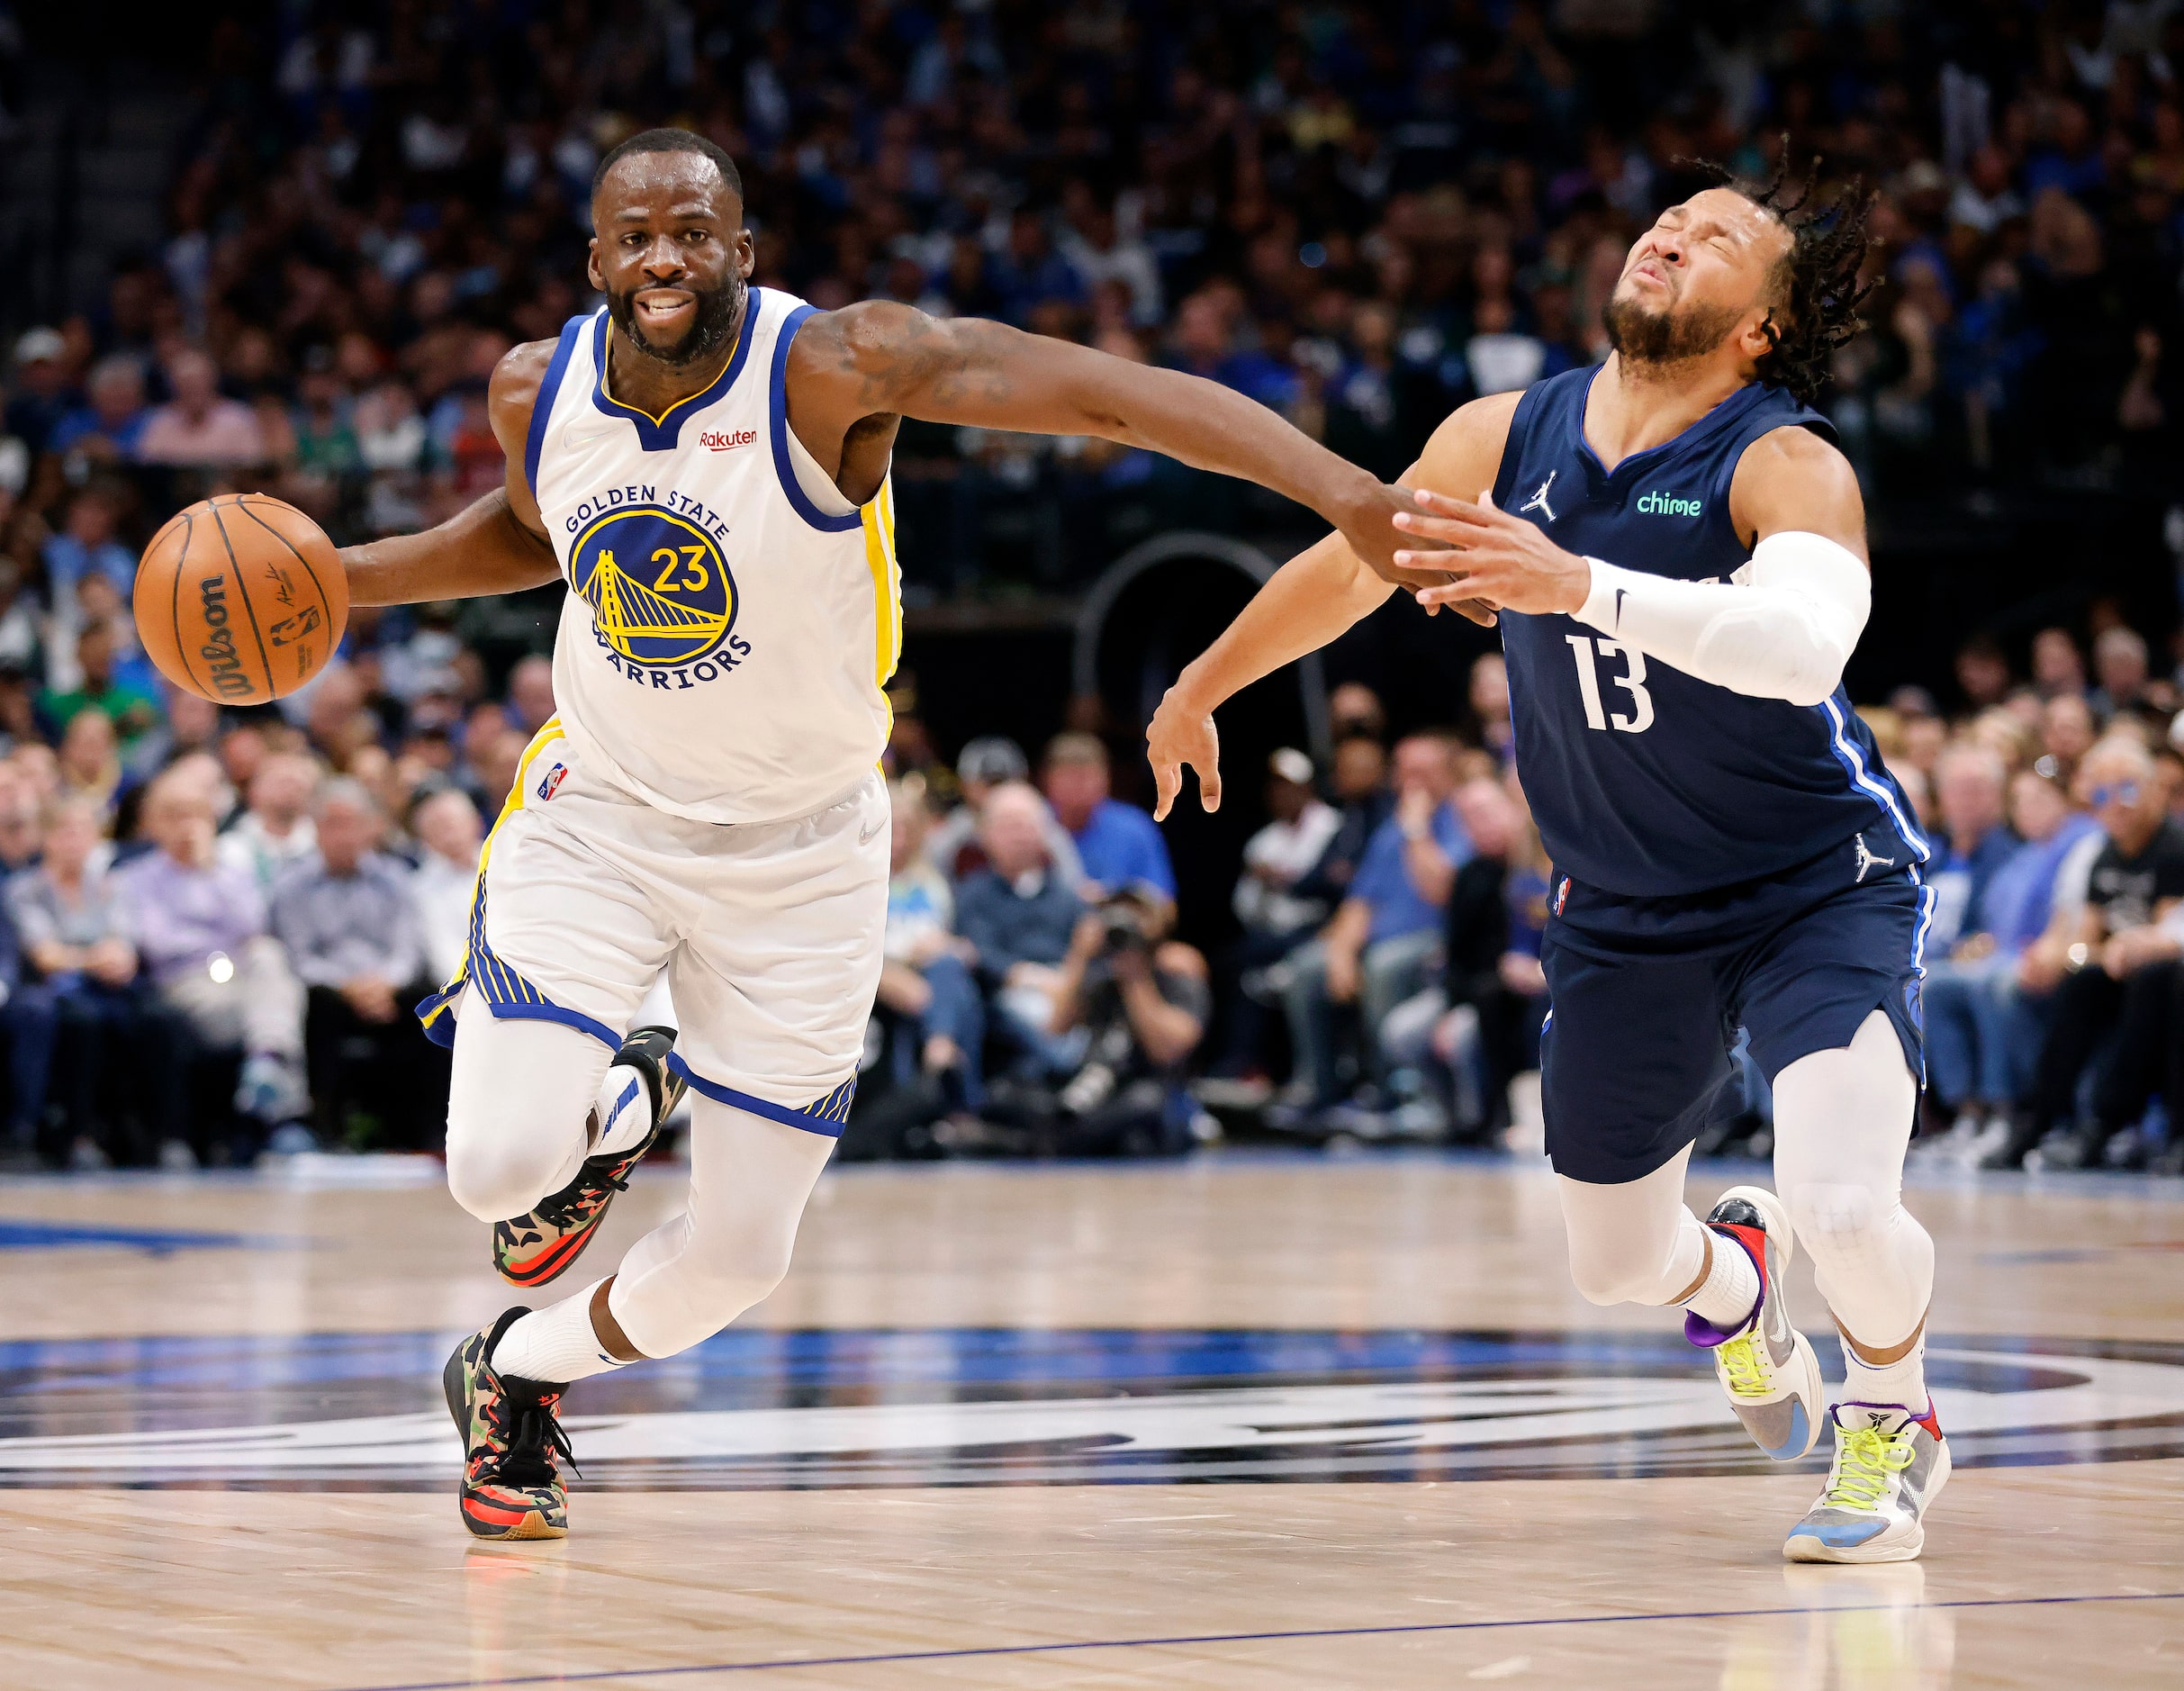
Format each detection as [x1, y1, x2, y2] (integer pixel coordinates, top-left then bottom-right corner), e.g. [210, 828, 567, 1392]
[606, 269, 745, 368]
[1601, 288, 1749, 368]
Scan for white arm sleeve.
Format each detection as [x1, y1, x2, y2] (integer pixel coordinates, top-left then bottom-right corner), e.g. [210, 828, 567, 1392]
[1572, 530, 1871, 708]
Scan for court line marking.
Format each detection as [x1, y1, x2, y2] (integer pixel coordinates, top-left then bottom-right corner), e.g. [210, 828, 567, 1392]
[339, 1589, 2184, 1689]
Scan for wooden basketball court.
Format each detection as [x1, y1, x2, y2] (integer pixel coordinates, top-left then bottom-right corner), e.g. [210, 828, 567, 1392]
[0, 1153, 2178, 1687]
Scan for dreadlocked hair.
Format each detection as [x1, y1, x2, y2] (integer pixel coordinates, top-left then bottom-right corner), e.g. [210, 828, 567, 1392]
[1681, 145, 1880, 405]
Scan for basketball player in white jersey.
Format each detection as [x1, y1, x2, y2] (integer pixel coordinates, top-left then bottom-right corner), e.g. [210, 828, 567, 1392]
[338, 129, 1427, 1540]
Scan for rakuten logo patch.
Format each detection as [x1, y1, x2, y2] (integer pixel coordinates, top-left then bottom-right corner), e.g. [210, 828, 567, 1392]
[701, 428, 756, 452]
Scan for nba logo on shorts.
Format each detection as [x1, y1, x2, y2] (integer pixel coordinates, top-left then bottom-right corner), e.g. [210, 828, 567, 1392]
[537, 761, 569, 802]
[1554, 875, 1571, 917]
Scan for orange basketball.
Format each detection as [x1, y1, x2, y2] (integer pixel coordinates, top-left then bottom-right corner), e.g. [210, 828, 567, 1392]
[133, 493, 349, 705]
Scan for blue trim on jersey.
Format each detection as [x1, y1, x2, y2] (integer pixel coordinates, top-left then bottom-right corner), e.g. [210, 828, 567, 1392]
[1817, 695, 1932, 861]
[1908, 864, 1937, 979]
[586, 293, 758, 451]
[523, 314, 588, 500]
[666, 1053, 856, 1137]
[769, 303, 864, 532]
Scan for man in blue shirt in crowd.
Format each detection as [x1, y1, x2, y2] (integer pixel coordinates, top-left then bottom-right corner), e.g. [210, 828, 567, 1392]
[1041, 732, 1176, 902]
[1281, 732, 1471, 1110]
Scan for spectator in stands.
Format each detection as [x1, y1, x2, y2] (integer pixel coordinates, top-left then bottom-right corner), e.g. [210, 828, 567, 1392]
[2091, 627, 2165, 721]
[218, 752, 320, 894]
[270, 778, 437, 1149]
[1042, 887, 1210, 1154]
[50, 360, 150, 466]
[1954, 635, 2014, 712]
[2044, 693, 2098, 780]
[0, 762, 41, 876]
[953, 781, 1087, 1076]
[1468, 654, 1513, 762]
[41, 622, 165, 751]
[5, 328, 75, 458]
[1282, 732, 1470, 1112]
[1328, 682, 1388, 746]
[410, 785, 482, 991]
[927, 736, 1083, 886]
[1213, 748, 1341, 1080]
[874, 775, 983, 1105]
[1925, 744, 2020, 954]
[7, 795, 142, 1168]
[118, 764, 307, 1164]
[1290, 736, 1394, 910]
[1041, 732, 1176, 902]
[137, 348, 265, 468]
[1991, 737, 2184, 1168]
[2031, 627, 2088, 700]
[54, 708, 125, 825]
[1921, 765, 2102, 1158]
[41, 487, 134, 605]
[505, 655, 555, 735]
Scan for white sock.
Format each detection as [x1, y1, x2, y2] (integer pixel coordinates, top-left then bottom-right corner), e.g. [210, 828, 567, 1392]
[1683, 1225, 1762, 1331]
[591, 1063, 655, 1159]
[490, 1280, 633, 1385]
[1840, 1331, 1927, 1412]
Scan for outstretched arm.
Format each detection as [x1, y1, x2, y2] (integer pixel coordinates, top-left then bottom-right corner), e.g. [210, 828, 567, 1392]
[790, 302, 1450, 591]
[1402, 424, 1871, 708]
[338, 341, 564, 607]
[1144, 394, 1518, 819]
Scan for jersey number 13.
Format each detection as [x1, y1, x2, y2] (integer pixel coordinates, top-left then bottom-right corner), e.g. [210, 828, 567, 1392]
[1564, 635, 1655, 734]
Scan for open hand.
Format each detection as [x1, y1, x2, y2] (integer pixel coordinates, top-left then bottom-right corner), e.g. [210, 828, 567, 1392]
[1396, 488, 1593, 619]
[1148, 684, 1222, 819]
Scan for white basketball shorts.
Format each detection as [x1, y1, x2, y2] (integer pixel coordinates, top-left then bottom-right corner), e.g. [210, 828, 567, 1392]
[418, 716, 889, 1135]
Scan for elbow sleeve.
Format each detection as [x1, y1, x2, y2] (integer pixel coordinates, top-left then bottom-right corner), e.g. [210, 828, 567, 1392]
[1576, 532, 1869, 706]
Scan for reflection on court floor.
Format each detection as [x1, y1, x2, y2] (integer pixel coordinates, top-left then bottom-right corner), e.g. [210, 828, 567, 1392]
[4, 1325, 2179, 1489]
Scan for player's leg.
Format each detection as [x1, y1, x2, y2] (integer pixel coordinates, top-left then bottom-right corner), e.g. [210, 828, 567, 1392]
[443, 1007, 610, 1225]
[484, 1093, 835, 1379]
[1541, 935, 1826, 1461]
[1738, 866, 1947, 1564]
[1770, 1008, 1948, 1563]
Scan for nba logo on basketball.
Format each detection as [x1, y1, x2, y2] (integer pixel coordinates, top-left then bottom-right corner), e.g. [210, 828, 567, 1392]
[537, 761, 569, 801]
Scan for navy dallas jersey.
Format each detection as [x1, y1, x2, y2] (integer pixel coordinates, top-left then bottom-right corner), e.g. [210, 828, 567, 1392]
[1492, 366, 1926, 901]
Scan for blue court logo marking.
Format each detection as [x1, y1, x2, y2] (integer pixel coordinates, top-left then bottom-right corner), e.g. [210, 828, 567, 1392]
[568, 504, 736, 668]
[1, 1329, 2179, 1489]
[0, 1219, 293, 1254]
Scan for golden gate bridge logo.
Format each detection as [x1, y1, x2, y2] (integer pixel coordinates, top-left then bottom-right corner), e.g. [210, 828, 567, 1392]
[569, 506, 736, 668]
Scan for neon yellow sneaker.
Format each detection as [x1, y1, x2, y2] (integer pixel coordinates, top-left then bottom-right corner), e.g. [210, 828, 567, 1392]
[1687, 1185, 1825, 1460]
[1785, 1401, 1951, 1563]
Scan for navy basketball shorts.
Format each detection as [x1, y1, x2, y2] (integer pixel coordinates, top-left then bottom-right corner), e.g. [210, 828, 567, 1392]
[1538, 839, 1930, 1185]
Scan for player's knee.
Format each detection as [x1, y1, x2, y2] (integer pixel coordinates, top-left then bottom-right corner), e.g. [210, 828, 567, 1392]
[679, 1216, 799, 1309]
[444, 1122, 569, 1224]
[1566, 1236, 1674, 1307]
[1785, 1180, 1879, 1256]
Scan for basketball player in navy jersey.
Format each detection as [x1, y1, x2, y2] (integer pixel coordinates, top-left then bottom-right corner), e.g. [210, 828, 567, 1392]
[1150, 165, 1948, 1563]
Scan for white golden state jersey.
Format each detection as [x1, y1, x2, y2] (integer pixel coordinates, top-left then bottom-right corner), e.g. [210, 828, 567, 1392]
[525, 287, 901, 824]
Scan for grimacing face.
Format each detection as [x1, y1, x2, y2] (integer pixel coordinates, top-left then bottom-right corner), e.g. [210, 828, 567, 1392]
[1602, 188, 1791, 369]
[589, 151, 756, 368]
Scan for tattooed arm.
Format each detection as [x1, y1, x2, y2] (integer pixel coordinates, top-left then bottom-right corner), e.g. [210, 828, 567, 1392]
[784, 300, 1450, 590]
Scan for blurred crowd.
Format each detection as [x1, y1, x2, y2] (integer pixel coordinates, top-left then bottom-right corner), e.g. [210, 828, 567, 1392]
[6, 0, 2184, 594]
[0, 0, 2179, 1171]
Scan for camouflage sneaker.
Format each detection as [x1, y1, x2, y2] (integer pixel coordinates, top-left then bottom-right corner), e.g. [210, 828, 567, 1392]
[1785, 1402, 1951, 1563]
[493, 1026, 686, 1288]
[442, 1307, 575, 1541]
[1687, 1184, 1826, 1460]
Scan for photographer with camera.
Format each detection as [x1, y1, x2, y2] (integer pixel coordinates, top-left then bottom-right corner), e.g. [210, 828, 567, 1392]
[1041, 888, 1210, 1156]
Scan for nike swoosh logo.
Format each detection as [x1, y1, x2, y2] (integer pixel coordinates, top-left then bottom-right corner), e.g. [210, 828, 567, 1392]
[858, 818, 885, 846]
[1613, 587, 1626, 628]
